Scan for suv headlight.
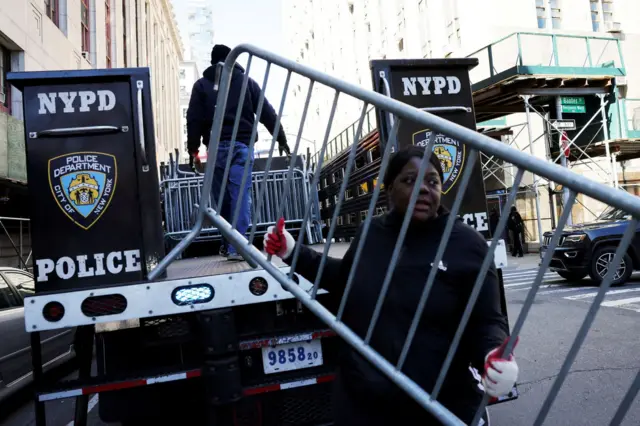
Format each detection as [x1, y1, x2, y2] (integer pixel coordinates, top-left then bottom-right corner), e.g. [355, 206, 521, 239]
[563, 234, 586, 245]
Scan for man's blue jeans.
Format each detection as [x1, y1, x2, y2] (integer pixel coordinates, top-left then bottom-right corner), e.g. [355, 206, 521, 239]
[211, 141, 253, 256]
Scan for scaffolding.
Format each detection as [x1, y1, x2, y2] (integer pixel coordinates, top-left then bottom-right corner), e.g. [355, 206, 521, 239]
[310, 32, 638, 249]
[468, 32, 639, 245]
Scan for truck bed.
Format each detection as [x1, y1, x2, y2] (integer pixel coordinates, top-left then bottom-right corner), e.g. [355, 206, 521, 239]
[165, 243, 351, 280]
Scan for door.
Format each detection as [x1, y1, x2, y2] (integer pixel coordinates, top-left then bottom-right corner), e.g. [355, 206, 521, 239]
[0, 274, 29, 386]
[3, 271, 74, 366]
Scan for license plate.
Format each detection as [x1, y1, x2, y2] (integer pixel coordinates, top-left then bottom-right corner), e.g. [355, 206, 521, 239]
[261, 340, 323, 374]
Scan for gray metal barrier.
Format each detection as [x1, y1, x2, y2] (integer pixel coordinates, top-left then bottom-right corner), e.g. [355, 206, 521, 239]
[149, 44, 640, 426]
[160, 156, 322, 245]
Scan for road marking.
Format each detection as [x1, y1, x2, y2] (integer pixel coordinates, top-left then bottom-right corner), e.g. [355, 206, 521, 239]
[564, 288, 640, 301]
[64, 395, 99, 426]
[601, 296, 640, 308]
[503, 274, 558, 285]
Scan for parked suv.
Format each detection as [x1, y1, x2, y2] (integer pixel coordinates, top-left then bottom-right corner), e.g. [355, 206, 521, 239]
[541, 206, 639, 286]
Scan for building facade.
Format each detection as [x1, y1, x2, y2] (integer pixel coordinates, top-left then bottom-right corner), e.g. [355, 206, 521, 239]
[0, 0, 184, 174]
[178, 60, 200, 160]
[283, 0, 640, 244]
[171, 0, 215, 76]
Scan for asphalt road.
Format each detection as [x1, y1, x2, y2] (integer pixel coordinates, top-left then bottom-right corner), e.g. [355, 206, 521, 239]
[2, 257, 639, 426]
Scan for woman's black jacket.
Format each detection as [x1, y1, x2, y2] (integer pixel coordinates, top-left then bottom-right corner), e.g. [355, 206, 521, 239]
[284, 210, 509, 404]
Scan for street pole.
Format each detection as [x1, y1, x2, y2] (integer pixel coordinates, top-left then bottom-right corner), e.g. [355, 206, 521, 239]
[522, 95, 544, 247]
[555, 96, 573, 226]
[597, 93, 616, 188]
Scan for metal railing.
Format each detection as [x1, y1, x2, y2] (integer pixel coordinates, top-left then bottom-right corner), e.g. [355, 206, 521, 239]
[466, 32, 626, 85]
[146, 44, 640, 426]
[625, 98, 640, 138]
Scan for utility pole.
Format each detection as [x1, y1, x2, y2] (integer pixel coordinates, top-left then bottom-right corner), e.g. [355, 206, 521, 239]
[555, 96, 573, 226]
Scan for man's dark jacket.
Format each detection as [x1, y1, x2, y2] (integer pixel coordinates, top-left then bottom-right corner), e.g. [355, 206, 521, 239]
[186, 64, 287, 155]
[285, 210, 508, 423]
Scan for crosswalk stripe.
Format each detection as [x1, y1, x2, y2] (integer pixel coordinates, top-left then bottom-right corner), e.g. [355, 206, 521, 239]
[504, 274, 558, 284]
[601, 296, 640, 308]
[502, 269, 539, 278]
[564, 287, 640, 301]
[537, 287, 592, 296]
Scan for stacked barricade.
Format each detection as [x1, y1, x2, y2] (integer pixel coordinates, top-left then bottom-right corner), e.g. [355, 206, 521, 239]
[159, 149, 323, 248]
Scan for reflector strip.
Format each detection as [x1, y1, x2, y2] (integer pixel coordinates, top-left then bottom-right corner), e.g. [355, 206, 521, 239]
[239, 329, 337, 350]
[37, 369, 335, 401]
[37, 369, 202, 402]
[243, 374, 336, 396]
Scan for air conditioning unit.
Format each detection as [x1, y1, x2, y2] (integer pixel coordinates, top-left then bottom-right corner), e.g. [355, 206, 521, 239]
[81, 51, 90, 60]
[605, 21, 622, 33]
[0, 91, 5, 104]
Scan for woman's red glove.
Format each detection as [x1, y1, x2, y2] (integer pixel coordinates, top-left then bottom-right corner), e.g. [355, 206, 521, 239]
[264, 218, 295, 259]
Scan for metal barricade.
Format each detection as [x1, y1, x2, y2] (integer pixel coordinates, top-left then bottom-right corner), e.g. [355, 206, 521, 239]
[160, 152, 322, 246]
[149, 45, 640, 426]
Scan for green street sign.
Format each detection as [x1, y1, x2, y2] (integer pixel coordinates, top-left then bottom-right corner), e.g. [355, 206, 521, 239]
[561, 104, 586, 114]
[560, 96, 585, 106]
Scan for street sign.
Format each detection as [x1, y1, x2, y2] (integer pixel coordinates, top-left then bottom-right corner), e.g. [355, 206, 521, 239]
[560, 97, 586, 114]
[550, 119, 576, 131]
[561, 105, 586, 114]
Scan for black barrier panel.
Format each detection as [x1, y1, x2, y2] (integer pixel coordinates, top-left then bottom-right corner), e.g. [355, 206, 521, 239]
[8, 68, 165, 292]
[370, 59, 490, 237]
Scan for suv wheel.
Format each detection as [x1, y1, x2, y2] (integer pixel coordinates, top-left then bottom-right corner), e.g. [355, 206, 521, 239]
[589, 246, 633, 286]
[557, 271, 587, 281]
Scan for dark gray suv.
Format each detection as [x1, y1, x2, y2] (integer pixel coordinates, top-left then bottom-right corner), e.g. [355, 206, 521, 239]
[0, 267, 75, 402]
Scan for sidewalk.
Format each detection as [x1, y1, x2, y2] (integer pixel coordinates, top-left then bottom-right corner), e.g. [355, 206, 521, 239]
[502, 253, 540, 271]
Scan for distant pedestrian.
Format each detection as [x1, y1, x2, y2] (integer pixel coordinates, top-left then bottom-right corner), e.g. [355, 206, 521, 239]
[507, 206, 524, 257]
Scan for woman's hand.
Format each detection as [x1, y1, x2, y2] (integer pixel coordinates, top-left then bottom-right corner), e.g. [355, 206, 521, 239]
[481, 336, 519, 398]
[264, 217, 295, 260]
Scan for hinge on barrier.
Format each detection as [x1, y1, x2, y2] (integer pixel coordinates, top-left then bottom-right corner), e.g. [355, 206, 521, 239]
[275, 301, 284, 316]
[297, 300, 304, 313]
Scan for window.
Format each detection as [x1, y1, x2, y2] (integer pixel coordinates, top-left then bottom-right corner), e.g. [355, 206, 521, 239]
[550, 0, 561, 29]
[122, 0, 128, 67]
[0, 276, 20, 309]
[105, 0, 112, 68]
[0, 46, 10, 114]
[5, 272, 35, 301]
[590, 0, 614, 32]
[135, 0, 140, 66]
[45, 0, 59, 27]
[81, 0, 90, 54]
[536, 0, 546, 29]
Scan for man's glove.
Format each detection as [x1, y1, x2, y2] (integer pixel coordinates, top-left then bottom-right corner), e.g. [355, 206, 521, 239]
[481, 336, 519, 399]
[264, 217, 295, 260]
[278, 142, 291, 157]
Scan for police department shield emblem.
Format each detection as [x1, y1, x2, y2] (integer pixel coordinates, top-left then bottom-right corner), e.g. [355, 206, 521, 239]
[412, 129, 465, 194]
[48, 152, 117, 230]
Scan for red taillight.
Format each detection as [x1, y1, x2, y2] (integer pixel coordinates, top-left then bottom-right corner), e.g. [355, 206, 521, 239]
[43, 301, 65, 322]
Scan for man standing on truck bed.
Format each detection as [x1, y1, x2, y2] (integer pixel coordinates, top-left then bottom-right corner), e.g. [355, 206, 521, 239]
[187, 44, 290, 261]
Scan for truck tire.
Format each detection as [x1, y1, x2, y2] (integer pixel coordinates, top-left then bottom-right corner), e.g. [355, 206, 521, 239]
[589, 246, 633, 286]
[557, 271, 587, 282]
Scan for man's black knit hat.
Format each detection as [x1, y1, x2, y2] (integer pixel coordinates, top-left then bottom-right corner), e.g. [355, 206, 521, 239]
[211, 44, 231, 65]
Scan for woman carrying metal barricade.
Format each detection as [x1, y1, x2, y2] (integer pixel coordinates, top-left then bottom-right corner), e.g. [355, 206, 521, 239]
[264, 145, 519, 425]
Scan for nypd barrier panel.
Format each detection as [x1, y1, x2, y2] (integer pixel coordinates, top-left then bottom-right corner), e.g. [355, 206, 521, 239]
[9, 69, 165, 293]
[370, 59, 490, 237]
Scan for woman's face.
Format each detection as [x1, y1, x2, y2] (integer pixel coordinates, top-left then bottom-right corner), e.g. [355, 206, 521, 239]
[389, 157, 442, 222]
